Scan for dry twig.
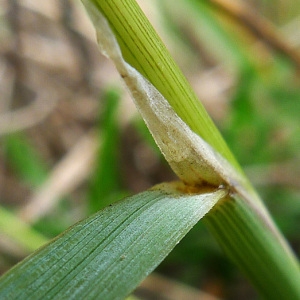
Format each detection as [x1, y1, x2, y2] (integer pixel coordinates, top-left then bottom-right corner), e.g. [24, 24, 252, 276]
[208, 0, 300, 69]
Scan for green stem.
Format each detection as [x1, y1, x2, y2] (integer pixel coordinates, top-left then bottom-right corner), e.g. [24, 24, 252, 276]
[204, 195, 300, 299]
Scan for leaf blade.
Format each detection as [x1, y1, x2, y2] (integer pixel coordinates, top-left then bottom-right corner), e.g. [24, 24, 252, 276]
[0, 184, 226, 300]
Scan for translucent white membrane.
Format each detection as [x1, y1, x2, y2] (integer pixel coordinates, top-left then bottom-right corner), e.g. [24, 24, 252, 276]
[82, 0, 248, 193]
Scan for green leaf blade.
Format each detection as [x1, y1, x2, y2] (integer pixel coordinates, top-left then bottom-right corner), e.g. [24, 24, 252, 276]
[0, 185, 225, 300]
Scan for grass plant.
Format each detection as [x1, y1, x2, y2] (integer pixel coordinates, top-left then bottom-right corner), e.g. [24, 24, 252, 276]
[0, 0, 299, 299]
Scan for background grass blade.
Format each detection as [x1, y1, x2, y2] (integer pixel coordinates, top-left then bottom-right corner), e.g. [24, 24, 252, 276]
[0, 184, 226, 300]
[88, 87, 124, 212]
[0, 206, 48, 253]
[3, 133, 48, 188]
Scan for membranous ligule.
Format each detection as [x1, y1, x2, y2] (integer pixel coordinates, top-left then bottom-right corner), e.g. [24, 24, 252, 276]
[84, 1, 249, 194]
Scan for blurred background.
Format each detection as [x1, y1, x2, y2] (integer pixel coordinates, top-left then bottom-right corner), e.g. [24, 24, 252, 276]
[0, 0, 300, 299]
